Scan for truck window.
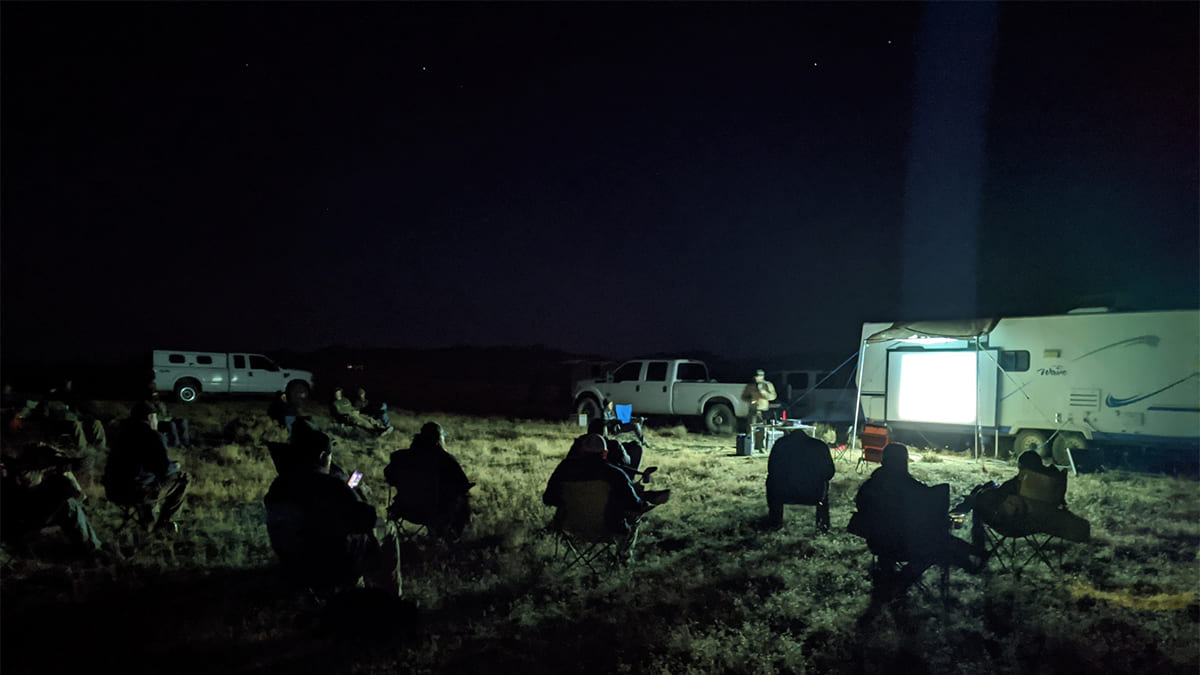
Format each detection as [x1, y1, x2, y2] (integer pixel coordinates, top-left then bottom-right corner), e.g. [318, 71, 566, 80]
[169, 354, 185, 364]
[232, 355, 246, 369]
[676, 363, 708, 382]
[249, 355, 277, 371]
[999, 350, 1030, 372]
[196, 355, 213, 365]
[645, 362, 668, 382]
[612, 362, 642, 382]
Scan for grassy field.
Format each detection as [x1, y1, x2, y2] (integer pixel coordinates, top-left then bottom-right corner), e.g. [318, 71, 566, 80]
[2, 401, 1197, 674]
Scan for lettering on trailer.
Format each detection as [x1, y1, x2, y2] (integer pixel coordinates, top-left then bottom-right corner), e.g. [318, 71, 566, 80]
[1038, 366, 1068, 376]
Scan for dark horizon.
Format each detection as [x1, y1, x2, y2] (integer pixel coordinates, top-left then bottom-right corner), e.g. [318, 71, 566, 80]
[3, 2, 1197, 366]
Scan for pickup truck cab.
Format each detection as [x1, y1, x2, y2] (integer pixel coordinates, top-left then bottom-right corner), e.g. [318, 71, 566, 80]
[153, 350, 314, 403]
[572, 359, 750, 434]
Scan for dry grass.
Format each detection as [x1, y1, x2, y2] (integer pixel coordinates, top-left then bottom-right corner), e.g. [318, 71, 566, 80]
[2, 401, 1197, 674]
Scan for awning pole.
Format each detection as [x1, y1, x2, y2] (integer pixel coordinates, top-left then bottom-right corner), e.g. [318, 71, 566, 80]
[850, 339, 866, 457]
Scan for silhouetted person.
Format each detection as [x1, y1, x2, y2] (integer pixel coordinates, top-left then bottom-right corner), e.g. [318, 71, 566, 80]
[850, 443, 976, 604]
[102, 401, 189, 534]
[43, 379, 107, 450]
[268, 390, 299, 439]
[766, 431, 835, 532]
[264, 427, 400, 596]
[970, 450, 1089, 545]
[150, 390, 191, 449]
[383, 422, 473, 539]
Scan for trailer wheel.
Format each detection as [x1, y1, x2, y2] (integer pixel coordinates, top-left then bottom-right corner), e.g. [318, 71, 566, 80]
[1012, 429, 1048, 458]
[1052, 432, 1087, 466]
[703, 402, 736, 435]
[575, 397, 602, 423]
[175, 379, 201, 404]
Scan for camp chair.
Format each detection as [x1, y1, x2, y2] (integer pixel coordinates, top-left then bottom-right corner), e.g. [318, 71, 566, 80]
[856, 424, 889, 473]
[386, 484, 431, 540]
[853, 482, 957, 604]
[549, 480, 640, 574]
[972, 469, 1089, 574]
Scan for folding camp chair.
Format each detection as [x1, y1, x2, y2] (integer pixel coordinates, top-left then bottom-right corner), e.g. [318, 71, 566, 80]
[971, 470, 1089, 575]
[549, 480, 640, 574]
[852, 482, 959, 605]
[856, 424, 889, 473]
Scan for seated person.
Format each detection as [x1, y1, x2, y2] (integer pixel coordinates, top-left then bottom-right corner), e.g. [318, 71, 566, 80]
[543, 434, 663, 562]
[330, 387, 387, 435]
[972, 450, 1090, 543]
[264, 429, 400, 596]
[849, 443, 977, 598]
[383, 422, 474, 539]
[268, 391, 299, 439]
[353, 387, 393, 436]
[41, 380, 108, 451]
[149, 390, 190, 449]
[102, 401, 189, 534]
[765, 431, 835, 532]
[582, 419, 642, 476]
[1, 444, 103, 556]
[602, 399, 649, 447]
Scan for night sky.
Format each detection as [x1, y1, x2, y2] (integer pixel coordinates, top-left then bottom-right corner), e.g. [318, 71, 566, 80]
[3, 2, 1196, 365]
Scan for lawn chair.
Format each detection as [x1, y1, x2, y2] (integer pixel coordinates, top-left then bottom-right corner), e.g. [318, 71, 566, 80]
[972, 469, 1090, 574]
[549, 480, 641, 574]
[856, 424, 889, 473]
[851, 482, 960, 605]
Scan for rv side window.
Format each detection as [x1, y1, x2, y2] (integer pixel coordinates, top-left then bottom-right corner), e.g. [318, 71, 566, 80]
[999, 350, 1030, 372]
[168, 354, 185, 364]
[196, 355, 213, 365]
[232, 355, 246, 369]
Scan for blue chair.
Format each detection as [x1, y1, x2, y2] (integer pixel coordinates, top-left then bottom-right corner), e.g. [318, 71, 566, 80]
[615, 404, 633, 424]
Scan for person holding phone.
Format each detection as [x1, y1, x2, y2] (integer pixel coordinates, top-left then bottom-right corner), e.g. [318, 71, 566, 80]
[264, 428, 400, 596]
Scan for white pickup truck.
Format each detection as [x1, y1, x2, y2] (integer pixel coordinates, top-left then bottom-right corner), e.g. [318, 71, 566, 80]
[152, 350, 315, 403]
[571, 359, 751, 434]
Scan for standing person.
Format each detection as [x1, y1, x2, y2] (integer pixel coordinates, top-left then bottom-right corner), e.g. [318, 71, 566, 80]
[268, 390, 299, 439]
[383, 422, 474, 540]
[149, 390, 190, 449]
[102, 401, 189, 534]
[741, 369, 777, 427]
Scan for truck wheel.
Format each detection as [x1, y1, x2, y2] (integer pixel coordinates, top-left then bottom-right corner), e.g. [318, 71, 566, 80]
[576, 397, 602, 422]
[286, 380, 310, 403]
[704, 402, 735, 435]
[175, 379, 201, 404]
[1012, 429, 1048, 458]
[1052, 432, 1087, 466]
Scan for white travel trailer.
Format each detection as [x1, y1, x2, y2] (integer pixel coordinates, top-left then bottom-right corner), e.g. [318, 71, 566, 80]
[852, 309, 1200, 465]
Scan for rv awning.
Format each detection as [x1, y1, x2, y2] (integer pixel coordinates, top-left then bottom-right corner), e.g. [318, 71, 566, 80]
[864, 319, 997, 343]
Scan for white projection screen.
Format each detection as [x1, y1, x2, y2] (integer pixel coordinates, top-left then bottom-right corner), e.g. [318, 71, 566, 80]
[885, 350, 998, 426]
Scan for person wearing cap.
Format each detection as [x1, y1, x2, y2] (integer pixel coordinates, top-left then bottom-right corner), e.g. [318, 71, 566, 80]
[102, 401, 189, 533]
[383, 422, 474, 540]
[741, 369, 777, 427]
[264, 426, 401, 596]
